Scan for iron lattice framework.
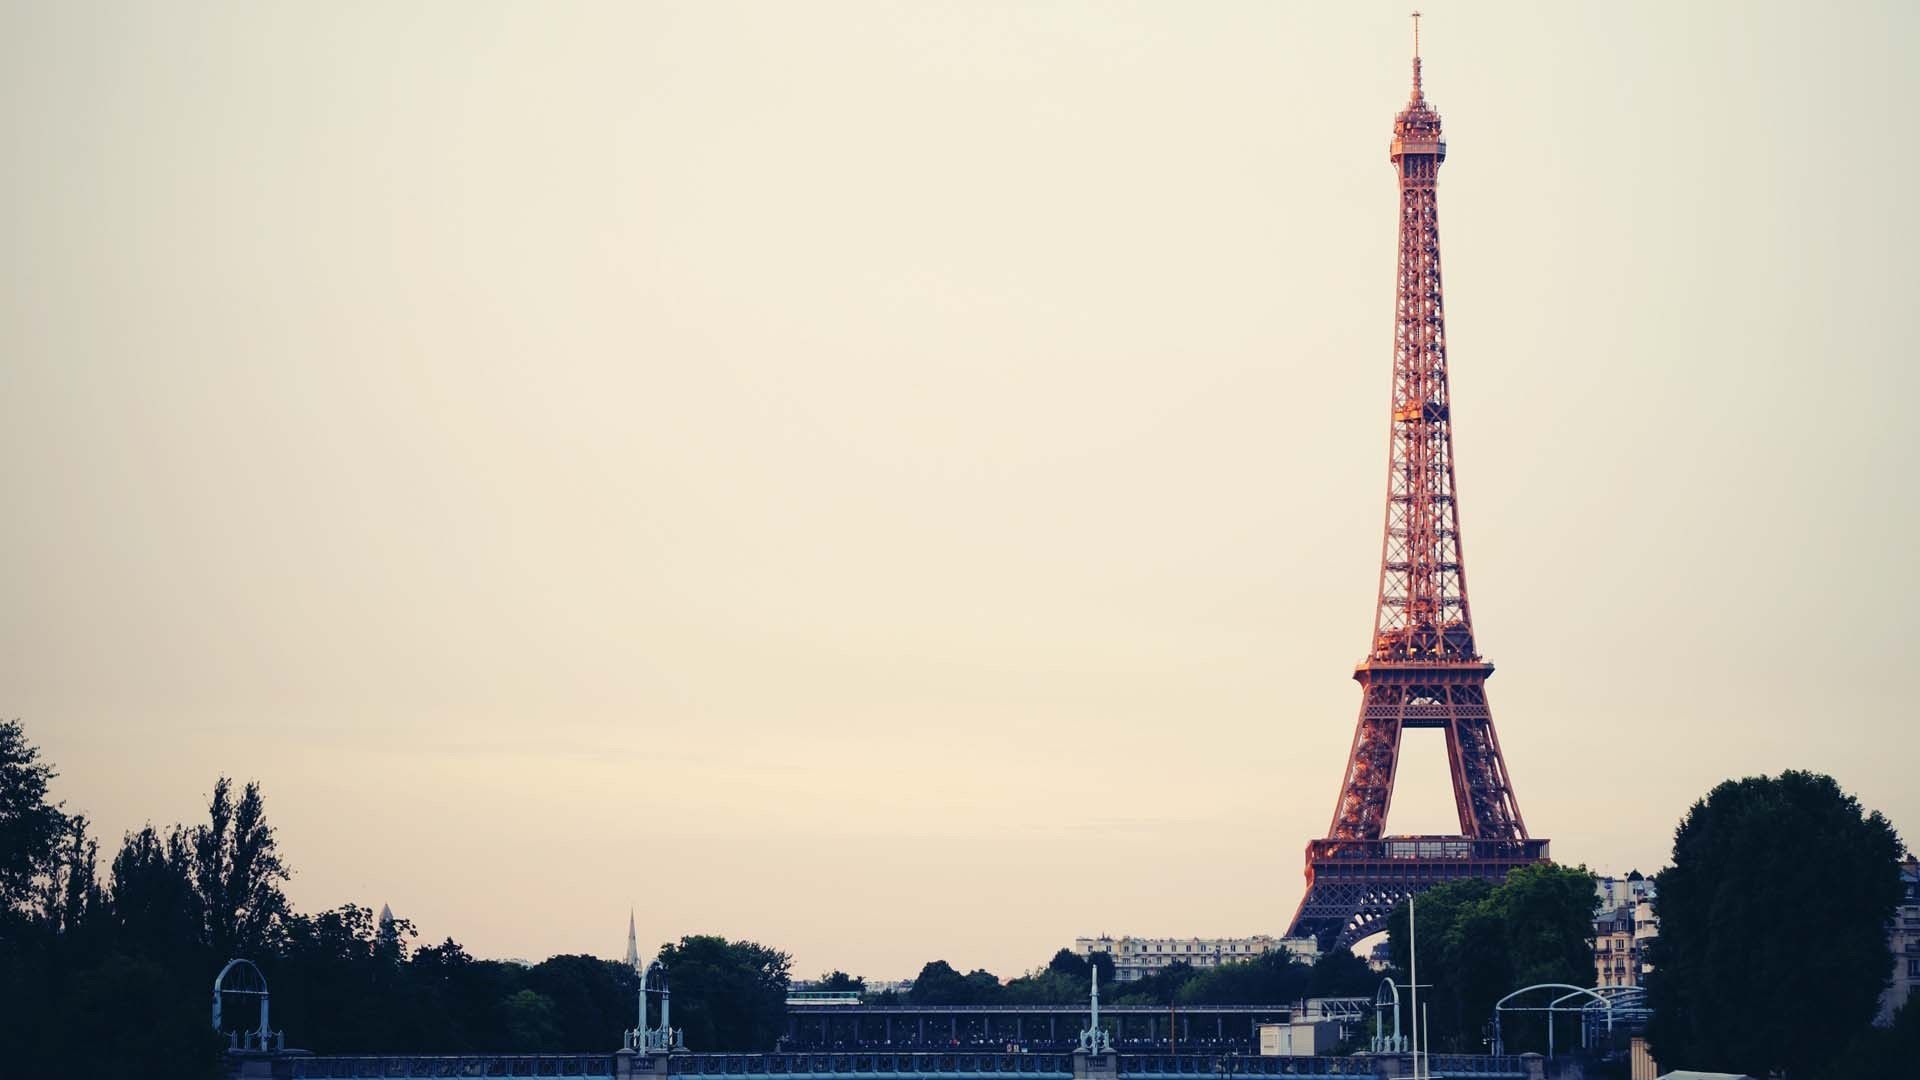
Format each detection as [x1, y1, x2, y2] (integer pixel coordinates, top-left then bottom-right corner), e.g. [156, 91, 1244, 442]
[1288, 22, 1548, 950]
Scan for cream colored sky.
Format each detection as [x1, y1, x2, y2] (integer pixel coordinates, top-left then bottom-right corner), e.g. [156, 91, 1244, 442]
[3, 0, 1916, 978]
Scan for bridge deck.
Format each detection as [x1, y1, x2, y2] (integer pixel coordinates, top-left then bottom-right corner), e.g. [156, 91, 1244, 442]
[283, 1051, 1530, 1079]
[779, 999, 1305, 1006]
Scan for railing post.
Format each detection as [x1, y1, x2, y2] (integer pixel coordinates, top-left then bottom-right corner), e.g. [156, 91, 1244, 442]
[1070, 1048, 1118, 1080]
[1370, 1052, 1411, 1080]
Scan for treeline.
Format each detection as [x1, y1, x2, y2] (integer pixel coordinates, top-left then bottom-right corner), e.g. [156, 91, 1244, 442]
[875, 945, 1378, 1009]
[0, 720, 788, 1079]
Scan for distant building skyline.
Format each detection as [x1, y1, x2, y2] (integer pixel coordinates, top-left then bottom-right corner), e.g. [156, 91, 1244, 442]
[1074, 935, 1318, 982]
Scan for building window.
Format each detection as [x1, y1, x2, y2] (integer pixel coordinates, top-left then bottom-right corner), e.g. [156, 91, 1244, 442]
[1908, 958, 1920, 978]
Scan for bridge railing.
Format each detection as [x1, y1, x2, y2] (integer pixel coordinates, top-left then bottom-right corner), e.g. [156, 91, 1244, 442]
[783, 1004, 1296, 1014]
[1115, 1055, 1526, 1078]
[1116, 1055, 1375, 1077]
[1426, 1054, 1531, 1077]
[665, 1053, 1074, 1075]
[279, 1050, 1529, 1080]
[289, 1054, 616, 1078]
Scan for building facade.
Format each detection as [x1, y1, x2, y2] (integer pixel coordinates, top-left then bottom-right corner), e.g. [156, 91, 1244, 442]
[1878, 855, 1920, 1025]
[1594, 872, 1654, 912]
[1592, 875, 1657, 989]
[1073, 935, 1318, 982]
[1593, 906, 1637, 988]
[1632, 895, 1659, 965]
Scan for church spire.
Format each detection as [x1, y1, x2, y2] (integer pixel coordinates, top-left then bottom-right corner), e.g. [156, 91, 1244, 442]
[626, 908, 641, 971]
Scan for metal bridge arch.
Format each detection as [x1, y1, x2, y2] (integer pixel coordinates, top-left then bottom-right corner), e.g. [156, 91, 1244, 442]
[212, 958, 276, 1048]
[1490, 983, 1610, 1058]
[1371, 977, 1407, 1053]
[1575, 986, 1649, 1048]
[628, 957, 686, 1050]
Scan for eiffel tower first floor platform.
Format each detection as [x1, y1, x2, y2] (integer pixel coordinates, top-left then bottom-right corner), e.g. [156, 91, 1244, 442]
[1286, 835, 1551, 950]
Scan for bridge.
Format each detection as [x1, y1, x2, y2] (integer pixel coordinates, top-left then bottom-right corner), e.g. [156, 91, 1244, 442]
[779, 1004, 1298, 1052]
[216, 963, 1561, 1080]
[257, 1049, 1546, 1080]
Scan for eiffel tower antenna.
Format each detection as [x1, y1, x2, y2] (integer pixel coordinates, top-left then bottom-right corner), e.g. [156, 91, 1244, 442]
[1411, 12, 1423, 94]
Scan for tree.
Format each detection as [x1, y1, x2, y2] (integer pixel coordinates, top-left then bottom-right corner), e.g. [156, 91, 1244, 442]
[191, 778, 290, 957]
[271, 904, 410, 1051]
[407, 938, 517, 1050]
[1385, 864, 1597, 1053]
[1815, 998, 1920, 1080]
[1001, 969, 1082, 1005]
[1306, 947, 1377, 998]
[1087, 951, 1115, 986]
[1494, 864, 1596, 987]
[907, 959, 965, 1001]
[42, 811, 100, 934]
[501, 989, 563, 1048]
[1176, 953, 1305, 1006]
[62, 952, 223, 1079]
[815, 970, 866, 994]
[1646, 771, 1904, 1078]
[0, 719, 68, 913]
[523, 954, 640, 1050]
[961, 968, 1002, 1003]
[657, 935, 793, 1050]
[1046, 948, 1089, 982]
[1107, 960, 1197, 1005]
[106, 825, 203, 964]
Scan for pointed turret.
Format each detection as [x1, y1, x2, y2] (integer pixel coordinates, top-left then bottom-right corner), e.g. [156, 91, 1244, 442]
[626, 908, 642, 971]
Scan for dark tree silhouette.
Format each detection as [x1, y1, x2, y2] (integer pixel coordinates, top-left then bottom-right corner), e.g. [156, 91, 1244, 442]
[1046, 948, 1089, 981]
[1087, 951, 1115, 986]
[192, 777, 289, 957]
[1815, 998, 1920, 1080]
[0, 719, 69, 911]
[815, 969, 866, 993]
[1646, 770, 1903, 1078]
[525, 954, 642, 1049]
[657, 935, 793, 1050]
[907, 959, 975, 1004]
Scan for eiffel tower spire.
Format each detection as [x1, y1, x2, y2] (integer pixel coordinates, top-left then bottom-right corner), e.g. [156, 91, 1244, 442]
[1410, 11, 1424, 102]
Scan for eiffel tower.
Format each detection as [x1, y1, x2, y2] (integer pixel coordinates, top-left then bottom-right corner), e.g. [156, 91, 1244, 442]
[1287, 16, 1549, 950]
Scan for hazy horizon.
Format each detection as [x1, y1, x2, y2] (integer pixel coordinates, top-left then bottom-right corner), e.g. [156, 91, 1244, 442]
[5, 1, 1917, 980]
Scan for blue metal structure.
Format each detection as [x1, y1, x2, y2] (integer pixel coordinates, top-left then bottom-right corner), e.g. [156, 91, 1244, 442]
[280, 1051, 1534, 1079]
